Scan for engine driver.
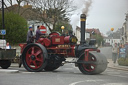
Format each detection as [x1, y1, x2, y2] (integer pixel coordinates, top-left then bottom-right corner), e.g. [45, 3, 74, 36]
[36, 25, 45, 40]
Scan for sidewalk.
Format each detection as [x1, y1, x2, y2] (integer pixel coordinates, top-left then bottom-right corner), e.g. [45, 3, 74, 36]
[107, 59, 128, 71]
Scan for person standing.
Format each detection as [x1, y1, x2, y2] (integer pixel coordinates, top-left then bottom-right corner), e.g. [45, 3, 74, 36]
[27, 27, 34, 44]
[112, 43, 118, 63]
[6, 42, 11, 49]
[36, 26, 45, 40]
[119, 45, 126, 58]
[118, 44, 122, 58]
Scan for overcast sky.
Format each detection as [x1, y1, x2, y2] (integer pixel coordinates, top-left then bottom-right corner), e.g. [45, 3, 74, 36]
[1, 0, 128, 35]
[70, 0, 128, 35]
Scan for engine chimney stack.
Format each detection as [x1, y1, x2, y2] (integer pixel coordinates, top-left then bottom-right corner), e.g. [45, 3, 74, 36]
[80, 14, 86, 44]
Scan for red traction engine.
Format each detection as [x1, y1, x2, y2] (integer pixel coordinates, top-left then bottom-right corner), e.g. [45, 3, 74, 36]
[19, 14, 108, 75]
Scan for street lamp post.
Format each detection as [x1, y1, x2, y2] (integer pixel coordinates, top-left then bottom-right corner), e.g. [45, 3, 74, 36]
[111, 28, 114, 46]
[61, 26, 65, 34]
[2, 0, 5, 39]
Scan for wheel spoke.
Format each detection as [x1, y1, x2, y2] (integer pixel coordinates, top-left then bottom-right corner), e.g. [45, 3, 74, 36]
[31, 47, 35, 54]
[33, 61, 38, 68]
[28, 59, 33, 65]
[35, 50, 42, 56]
[36, 58, 43, 63]
[28, 54, 31, 58]
[26, 57, 32, 65]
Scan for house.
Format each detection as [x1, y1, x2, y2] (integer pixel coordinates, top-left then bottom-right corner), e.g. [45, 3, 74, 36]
[86, 28, 101, 35]
[76, 26, 91, 44]
[121, 12, 128, 44]
[104, 32, 121, 46]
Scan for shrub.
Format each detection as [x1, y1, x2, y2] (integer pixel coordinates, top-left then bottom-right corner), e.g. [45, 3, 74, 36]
[0, 12, 28, 45]
[118, 57, 128, 66]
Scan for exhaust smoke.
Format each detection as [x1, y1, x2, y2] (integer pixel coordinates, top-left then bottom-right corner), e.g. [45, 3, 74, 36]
[82, 0, 93, 16]
[70, 0, 93, 31]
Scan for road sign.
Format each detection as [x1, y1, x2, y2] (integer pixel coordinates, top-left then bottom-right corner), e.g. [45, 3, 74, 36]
[40, 26, 47, 34]
[0, 30, 6, 35]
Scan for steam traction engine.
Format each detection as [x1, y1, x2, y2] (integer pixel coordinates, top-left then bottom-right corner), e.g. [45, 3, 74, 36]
[19, 14, 108, 75]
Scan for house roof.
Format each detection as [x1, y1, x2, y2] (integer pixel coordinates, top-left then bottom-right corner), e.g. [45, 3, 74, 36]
[86, 28, 101, 34]
[76, 26, 101, 34]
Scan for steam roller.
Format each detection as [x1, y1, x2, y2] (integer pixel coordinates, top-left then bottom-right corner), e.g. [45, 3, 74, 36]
[19, 14, 108, 75]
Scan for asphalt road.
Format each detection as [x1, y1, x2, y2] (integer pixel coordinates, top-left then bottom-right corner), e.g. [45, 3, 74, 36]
[100, 47, 112, 59]
[0, 47, 128, 85]
[0, 64, 128, 85]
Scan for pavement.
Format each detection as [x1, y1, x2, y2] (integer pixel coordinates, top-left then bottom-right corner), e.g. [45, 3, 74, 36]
[0, 69, 19, 73]
[1, 62, 128, 85]
[107, 59, 128, 71]
[0, 58, 128, 73]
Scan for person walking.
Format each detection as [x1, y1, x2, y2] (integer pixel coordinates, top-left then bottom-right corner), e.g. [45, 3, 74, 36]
[27, 27, 34, 44]
[112, 43, 118, 63]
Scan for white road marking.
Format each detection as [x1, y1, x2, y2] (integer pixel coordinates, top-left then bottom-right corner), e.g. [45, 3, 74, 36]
[21, 72, 35, 73]
[69, 81, 85, 85]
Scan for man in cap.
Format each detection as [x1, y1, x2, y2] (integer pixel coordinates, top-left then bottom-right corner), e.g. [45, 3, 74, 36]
[27, 27, 34, 44]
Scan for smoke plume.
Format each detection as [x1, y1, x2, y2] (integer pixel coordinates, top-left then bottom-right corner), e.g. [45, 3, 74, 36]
[82, 0, 92, 16]
[70, 0, 93, 31]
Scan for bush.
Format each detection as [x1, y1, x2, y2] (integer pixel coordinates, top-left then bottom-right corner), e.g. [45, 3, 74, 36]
[0, 12, 28, 45]
[118, 57, 128, 66]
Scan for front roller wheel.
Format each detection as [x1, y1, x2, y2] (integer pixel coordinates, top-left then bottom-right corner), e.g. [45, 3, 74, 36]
[22, 43, 48, 72]
[78, 51, 107, 75]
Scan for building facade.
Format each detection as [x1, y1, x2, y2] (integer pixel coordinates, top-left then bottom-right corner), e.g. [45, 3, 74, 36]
[104, 37, 121, 46]
[76, 26, 90, 44]
[120, 12, 128, 44]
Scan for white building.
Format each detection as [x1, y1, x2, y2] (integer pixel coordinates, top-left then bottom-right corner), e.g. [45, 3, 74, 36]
[76, 26, 90, 44]
[121, 12, 128, 44]
[104, 37, 121, 46]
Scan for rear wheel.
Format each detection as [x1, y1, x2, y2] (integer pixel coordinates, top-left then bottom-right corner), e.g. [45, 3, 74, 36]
[0, 60, 11, 69]
[22, 43, 47, 72]
[78, 52, 107, 75]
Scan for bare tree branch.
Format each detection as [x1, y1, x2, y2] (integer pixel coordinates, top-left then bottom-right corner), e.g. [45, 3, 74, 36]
[29, 0, 75, 31]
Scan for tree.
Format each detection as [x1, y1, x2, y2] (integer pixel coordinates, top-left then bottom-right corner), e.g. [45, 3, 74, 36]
[2, 0, 29, 14]
[29, 0, 75, 32]
[92, 34, 104, 46]
[53, 22, 72, 34]
[0, 12, 28, 45]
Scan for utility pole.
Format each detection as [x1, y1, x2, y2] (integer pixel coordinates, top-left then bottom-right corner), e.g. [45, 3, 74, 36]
[2, 0, 5, 39]
[111, 28, 114, 46]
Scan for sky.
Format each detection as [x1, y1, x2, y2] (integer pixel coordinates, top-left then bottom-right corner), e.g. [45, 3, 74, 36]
[70, 0, 128, 35]
[1, 0, 128, 35]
